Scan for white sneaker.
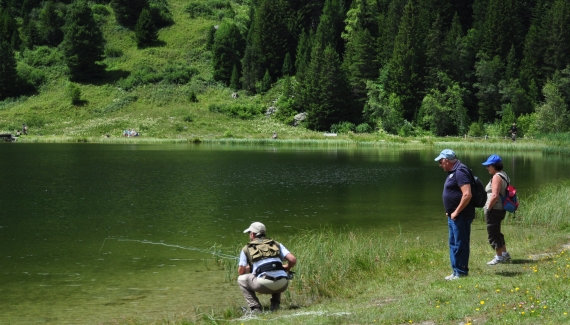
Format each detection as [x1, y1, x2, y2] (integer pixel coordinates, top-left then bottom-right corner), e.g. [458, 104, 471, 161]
[444, 273, 455, 280]
[487, 256, 505, 265]
[502, 252, 512, 262]
[445, 274, 462, 280]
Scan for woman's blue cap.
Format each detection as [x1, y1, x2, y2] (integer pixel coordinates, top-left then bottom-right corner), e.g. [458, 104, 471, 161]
[482, 154, 502, 166]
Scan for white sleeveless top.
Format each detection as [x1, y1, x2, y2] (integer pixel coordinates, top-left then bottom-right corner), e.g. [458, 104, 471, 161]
[485, 171, 509, 210]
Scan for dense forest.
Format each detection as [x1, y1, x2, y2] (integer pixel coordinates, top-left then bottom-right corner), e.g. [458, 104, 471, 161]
[1, 0, 570, 137]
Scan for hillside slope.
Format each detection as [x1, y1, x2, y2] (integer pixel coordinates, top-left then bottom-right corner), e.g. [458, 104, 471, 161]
[0, 0, 317, 140]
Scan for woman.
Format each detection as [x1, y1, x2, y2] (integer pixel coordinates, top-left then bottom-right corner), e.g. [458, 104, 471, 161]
[482, 154, 512, 265]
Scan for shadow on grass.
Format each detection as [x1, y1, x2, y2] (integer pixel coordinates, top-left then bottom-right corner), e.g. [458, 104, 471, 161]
[77, 69, 131, 86]
[509, 258, 536, 265]
[495, 270, 524, 277]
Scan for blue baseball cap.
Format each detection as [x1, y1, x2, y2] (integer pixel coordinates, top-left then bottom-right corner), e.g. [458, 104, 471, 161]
[434, 149, 456, 161]
[482, 154, 502, 166]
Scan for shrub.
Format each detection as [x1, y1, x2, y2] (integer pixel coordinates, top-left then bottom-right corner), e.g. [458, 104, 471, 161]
[149, 0, 174, 27]
[331, 121, 355, 134]
[116, 66, 162, 90]
[185, 0, 230, 18]
[208, 103, 263, 119]
[66, 82, 82, 105]
[468, 120, 485, 137]
[21, 46, 63, 67]
[104, 46, 124, 58]
[274, 97, 297, 124]
[17, 64, 46, 88]
[355, 123, 372, 133]
[91, 4, 110, 16]
[188, 90, 198, 102]
[162, 64, 199, 84]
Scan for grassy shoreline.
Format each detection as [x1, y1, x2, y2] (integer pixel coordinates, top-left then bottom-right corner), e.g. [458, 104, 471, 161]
[147, 182, 570, 325]
[11, 133, 570, 157]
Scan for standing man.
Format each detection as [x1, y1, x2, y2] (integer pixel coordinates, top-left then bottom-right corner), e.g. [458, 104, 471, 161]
[510, 123, 517, 141]
[238, 222, 297, 313]
[435, 149, 475, 280]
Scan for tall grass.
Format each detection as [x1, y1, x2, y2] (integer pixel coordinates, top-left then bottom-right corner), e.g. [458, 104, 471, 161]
[517, 180, 570, 230]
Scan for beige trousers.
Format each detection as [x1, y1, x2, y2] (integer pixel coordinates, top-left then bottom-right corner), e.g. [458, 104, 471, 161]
[237, 274, 288, 309]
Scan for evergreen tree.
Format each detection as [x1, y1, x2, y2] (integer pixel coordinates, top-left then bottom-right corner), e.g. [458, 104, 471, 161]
[260, 69, 271, 93]
[0, 40, 17, 99]
[282, 52, 293, 76]
[39, 0, 64, 46]
[230, 64, 239, 90]
[294, 29, 312, 83]
[474, 53, 504, 121]
[423, 14, 446, 91]
[480, 0, 524, 60]
[21, 18, 40, 49]
[377, 0, 407, 65]
[135, 8, 158, 47]
[505, 44, 518, 81]
[241, 29, 261, 93]
[519, 0, 550, 100]
[212, 21, 245, 86]
[302, 44, 354, 131]
[61, 1, 106, 81]
[543, 0, 570, 75]
[343, 27, 378, 102]
[243, 0, 291, 85]
[386, 0, 427, 121]
[111, 0, 149, 27]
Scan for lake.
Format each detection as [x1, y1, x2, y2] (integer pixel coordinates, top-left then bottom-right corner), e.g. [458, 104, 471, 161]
[1, 143, 569, 324]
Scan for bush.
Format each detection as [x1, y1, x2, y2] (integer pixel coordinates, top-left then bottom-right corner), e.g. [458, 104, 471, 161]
[468, 120, 485, 137]
[208, 103, 263, 119]
[188, 90, 198, 102]
[162, 64, 199, 84]
[105, 46, 124, 58]
[355, 123, 372, 133]
[91, 4, 110, 16]
[516, 113, 536, 137]
[17, 64, 46, 87]
[150, 0, 174, 28]
[330, 121, 355, 134]
[117, 66, 162, 90]
[66, 82, 82, 105]
[21, 46, 63, 67]
[485, 122, 503, 137]
[185, 0, 230, 19]
[274, 97, 297, 124]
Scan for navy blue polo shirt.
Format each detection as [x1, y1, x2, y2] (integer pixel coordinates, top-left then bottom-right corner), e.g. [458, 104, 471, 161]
[442, 161, 475, 216]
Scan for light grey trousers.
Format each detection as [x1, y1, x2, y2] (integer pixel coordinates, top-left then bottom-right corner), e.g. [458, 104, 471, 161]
[237, 274, 288, 309]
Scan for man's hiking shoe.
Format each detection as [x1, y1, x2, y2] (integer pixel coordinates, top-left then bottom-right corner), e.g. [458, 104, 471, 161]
[445, 273, 466, 280]
[487, 256, 505, 265]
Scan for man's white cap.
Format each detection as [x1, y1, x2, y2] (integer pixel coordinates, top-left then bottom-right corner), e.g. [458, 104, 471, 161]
[244, 222, 266, 234]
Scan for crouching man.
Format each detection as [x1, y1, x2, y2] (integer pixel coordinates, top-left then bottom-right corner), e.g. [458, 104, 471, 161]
[238, 222, 297, 313]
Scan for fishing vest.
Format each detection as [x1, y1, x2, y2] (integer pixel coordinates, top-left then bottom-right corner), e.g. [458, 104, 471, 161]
[242, 238, 281, 265]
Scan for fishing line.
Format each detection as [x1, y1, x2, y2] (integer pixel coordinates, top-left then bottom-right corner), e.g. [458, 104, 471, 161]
[98, 238, 238, 260]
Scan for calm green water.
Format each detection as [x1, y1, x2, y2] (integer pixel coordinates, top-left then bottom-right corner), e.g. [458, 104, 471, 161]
[1, 143, 570, 324]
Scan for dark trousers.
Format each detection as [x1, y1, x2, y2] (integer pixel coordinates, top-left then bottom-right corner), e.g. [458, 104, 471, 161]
[485, 208, 507, 250]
